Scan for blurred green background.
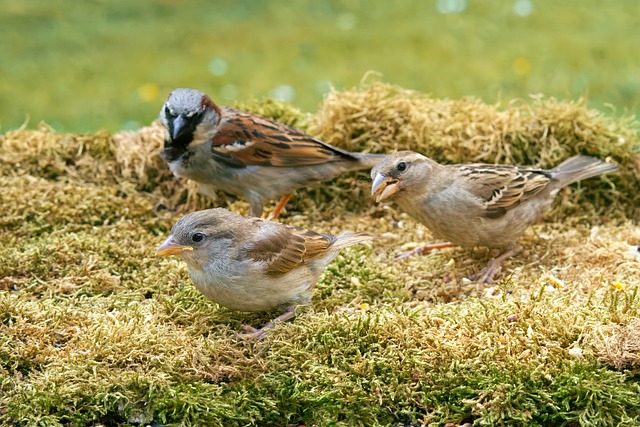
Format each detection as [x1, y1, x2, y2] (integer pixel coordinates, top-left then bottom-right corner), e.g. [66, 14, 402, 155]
[1, 0, 639, 133]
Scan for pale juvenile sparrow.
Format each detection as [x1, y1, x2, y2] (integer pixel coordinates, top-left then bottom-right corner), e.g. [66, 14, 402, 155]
[371, 151, 619, 282]
[156, 208, 371, 338]
[159, 88, 382, 219]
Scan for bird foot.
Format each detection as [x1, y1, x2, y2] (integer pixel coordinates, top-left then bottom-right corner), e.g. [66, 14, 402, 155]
[237, 324, 271, 340]
[236, 309, 296, 340]
[394, 242, 455, 260]
[469, 259, 503, 284]
[468, 244, 522, 284]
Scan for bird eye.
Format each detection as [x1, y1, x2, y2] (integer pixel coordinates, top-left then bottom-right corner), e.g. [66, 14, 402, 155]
[191, 232, 205, 243]
[164, 105, 175, 118]
[396, 161, 407, 172]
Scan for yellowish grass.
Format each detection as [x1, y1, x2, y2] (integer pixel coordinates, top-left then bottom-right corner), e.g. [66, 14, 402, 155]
[1, 84, 639, 426]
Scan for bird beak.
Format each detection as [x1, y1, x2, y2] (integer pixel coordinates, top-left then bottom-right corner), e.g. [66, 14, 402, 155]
[171, 114, 188, 140]
[371, 173, 400, 203]
[156, 235, 194, 257]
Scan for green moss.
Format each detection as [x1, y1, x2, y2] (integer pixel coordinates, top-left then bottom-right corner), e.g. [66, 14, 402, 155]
[1, 87, 640, 426]
[233, 97, 309, 129]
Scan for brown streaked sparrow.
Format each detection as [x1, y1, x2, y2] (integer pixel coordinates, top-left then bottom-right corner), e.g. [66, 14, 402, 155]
[156, 208, 372, 338]
[159, 88, 382, 219]
[371, 151, 619, 282]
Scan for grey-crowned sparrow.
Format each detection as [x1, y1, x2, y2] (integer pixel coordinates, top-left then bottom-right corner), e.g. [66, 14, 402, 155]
[159, 88, 382, 219]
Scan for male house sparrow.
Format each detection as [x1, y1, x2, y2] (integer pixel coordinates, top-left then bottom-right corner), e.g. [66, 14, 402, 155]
[156, 208, 371, 338]
[159, 88, 382, 219]
[371, 151, 619, 282]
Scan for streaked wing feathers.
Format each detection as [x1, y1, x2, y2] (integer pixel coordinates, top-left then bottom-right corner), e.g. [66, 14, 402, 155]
[456, 164, 552, 218]
[211, 108, 356, 168]
[244, 224, 336, 276]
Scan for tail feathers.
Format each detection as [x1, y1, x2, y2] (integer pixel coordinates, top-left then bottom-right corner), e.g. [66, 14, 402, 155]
[330, 232, 375, 251]
[551, 155, 619, 187]
[352, 152, 385, 169]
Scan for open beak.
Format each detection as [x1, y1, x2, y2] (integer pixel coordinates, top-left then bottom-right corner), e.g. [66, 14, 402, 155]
[155, 235, 194, 257]
[371, 173, 400, 203]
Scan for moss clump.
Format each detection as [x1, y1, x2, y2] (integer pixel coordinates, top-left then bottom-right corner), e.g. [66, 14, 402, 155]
[255, 295, 640, 426]
[1, 125, 116, 181]
[1, 84, 640, 426]
[233, 97, 309, 129]
[3, 82, 637, 219]
[308, 82, 640, 220]
[0, 176, 159, 235]
[589, 313, 640, 374]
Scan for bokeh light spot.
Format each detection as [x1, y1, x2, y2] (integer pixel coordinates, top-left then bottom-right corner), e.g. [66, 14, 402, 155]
[315, 80, 332, 95]
[220, 84, 238, 101]
[336, 13, 356, 30]
[122, 120, 140, 130]
[208, 58, 228, 76]
[512, 57, 531, 75]
[138, 83, 159, 101]
[436, 0, 467, 14]
[513, 0, 533, 16]
[270, 84, 296, 102]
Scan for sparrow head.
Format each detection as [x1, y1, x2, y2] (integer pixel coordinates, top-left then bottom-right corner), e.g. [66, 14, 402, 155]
[371, 151, 434, 202]
[159, 88, 222, 149]
[156, 208, 238, 270]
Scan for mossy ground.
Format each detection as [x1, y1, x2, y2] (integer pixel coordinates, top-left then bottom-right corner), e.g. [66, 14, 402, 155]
[1, 83, 639, 426]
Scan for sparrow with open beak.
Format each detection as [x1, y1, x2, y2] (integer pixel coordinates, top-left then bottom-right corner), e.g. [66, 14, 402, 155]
[371, 151, 619, 282]
[156, 208, 372, 338]
[159, 88, 382, 219]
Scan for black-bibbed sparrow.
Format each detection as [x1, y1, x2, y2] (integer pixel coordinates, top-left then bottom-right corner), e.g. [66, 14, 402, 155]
[159, 88, 382, 219]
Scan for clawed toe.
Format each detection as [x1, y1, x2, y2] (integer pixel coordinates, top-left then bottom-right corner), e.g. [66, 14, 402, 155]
[394, 248, 420, 261]
[237, 327, 270, 340]
[236, 308, 296, 340]
[467, 244, 521, 284]
[469, 259, 503, 283]
[239, 324, 259, 333]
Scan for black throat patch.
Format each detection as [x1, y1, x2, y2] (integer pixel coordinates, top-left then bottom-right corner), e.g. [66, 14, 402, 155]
[162, 143, 192, 162]
[163, 114, 202, 161]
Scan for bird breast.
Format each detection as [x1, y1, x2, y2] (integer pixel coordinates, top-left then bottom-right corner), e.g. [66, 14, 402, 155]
[397, 190, 554, 248]
[186, 261, 318, 312]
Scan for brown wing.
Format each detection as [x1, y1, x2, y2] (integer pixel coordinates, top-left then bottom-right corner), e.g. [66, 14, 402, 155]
[243, 224, 336, 277]
[210, 108, 357, 168]
[455, 164, 552, 219]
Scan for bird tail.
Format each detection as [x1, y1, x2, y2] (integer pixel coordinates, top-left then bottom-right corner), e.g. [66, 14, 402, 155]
[331, 232, 375, 251]
[551, 155, 619, 187]
[351, 152, 385, 169]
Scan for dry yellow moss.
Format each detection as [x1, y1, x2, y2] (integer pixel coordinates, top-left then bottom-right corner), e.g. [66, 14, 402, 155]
[589, 317, 640, 372]
[1, 84, 637, 219]
[309, 82, 639, 219]
[1, 85, 639, 425]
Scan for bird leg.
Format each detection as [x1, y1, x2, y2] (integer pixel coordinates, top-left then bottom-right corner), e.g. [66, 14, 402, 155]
[266, 194, 293, 221]
[470, 244, 522, 284]
[237, 307, 296, 340]
[395, 242, 455, 260]
[248, 197, 264, 218]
